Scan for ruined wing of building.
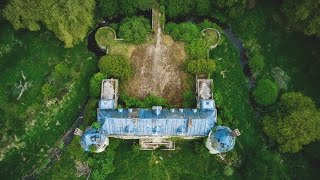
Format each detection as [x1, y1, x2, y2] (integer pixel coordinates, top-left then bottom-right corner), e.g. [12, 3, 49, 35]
[75, 79, 240, 153]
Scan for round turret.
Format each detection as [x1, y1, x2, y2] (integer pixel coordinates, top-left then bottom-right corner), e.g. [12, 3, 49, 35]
[80, 127, 109, 153]
[206, 126, 238, 154]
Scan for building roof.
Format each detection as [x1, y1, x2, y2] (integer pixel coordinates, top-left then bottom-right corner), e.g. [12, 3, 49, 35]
[80, 127, 107, 151]
[209, 126, 235, 153]
[97, 107, 217, 137]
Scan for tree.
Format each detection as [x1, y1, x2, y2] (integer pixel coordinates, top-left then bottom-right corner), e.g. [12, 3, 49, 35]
[281, 0, 320, 36]
[184, 59, 216, 75]
[97, 0, 155, 18]
[98, 55, 134, 80]
[165, 22, 201, 43]
[252, 79, 278, 106]
[212, 0, 247, 18]
[161, 0, 193, 19]
[89, 73, 106, 98]
[119, 16, 150, 44]
[3, 0, 95, 47]
[263, 92, 320, 153]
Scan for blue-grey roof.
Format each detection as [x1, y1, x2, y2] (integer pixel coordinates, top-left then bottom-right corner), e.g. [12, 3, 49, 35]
[97, 108, 217, 136]
[99, 99, 115, 109]
[200, 99, 215, 110]
[209, 126, 235, 153]
[81, 127, 107, 151]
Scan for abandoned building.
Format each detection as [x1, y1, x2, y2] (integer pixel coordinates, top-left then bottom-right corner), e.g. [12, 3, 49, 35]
[76, 79, 240, 153]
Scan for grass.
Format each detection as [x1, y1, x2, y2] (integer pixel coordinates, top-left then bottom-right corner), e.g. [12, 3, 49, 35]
[40, 25, 289, 179]
[203, 29, 219, 47]
[0, 22, 96, 179]
[94, 26, 137, 58]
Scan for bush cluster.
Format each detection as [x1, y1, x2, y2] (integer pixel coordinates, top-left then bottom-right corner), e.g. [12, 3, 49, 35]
[252, 79, 278, 106]
[184, 59, 216, 75]
[165, 22, 201, 43]
[119, 16, 151, 44]
[98, 54, 134, 81]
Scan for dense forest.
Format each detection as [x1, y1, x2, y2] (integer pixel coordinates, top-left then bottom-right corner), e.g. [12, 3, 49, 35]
[0, 0, 319, 179]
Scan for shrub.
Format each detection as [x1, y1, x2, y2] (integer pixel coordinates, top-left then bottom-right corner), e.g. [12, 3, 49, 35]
[42, 83, 57, 99]
[165, 22, 201, 43]
[253, 79, 278, 106]
[52, 62, 70, 83]
[184, 59, 216, 75]
[187, 39, 209, 59]
[223, 166, 234, 177]
[249, 52, 265, 77]
[98, 55, 134, 80]
[89, 73, 106, 98]
[120, 93, 170, 108]
[182, 90, 196, 108]
[119, 16, 150, 44]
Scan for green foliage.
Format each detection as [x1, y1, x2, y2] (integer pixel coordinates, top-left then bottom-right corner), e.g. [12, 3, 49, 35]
[224, 166, 234, 177]
[233, 9, 266, 39]
[0, 26, 21, 61]
[136, 0, 156, 11]
[263, 92, 320, 153]
[253, 79, 278, 106]
[248, 52, 265, 77]
[97, 0, 155, 18]
[161, 0, 193, 19]
[95, 27, 115, 49]
[165, 22, 201, 43]
[99, 55, 134, 81]
[161, 0, 212, 18]
[83, 99, 98, 126]
[3, 0, 95, 47]
[187, 39, 209, 59]
[184, 59, 216, 75]
[52, 62, 70, 83]
[212, 0, 247, 18]
[88, 139, 121, 179]
[242, 146, 288, 179]
[211, 35, 288, 179]
[281, 0, 320, 36]
[119, 16, 151, 44]
[41, 83, 57, 99]
[278, 92, 316, 115]
[92, 122, 100, 130]
[182, 90, 196, 108]
[120, 93, 170, 108]
[89, 145, 98, 152]
[198, 19, 222, 31]
[0, 22, 96, 178]
[90, 73, 105, 98]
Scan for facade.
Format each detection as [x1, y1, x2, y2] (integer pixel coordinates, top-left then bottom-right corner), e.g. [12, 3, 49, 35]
[77, 79, 240, 153]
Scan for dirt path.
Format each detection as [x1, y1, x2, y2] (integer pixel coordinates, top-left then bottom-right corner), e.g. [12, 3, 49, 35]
[127, 8, 187, 107]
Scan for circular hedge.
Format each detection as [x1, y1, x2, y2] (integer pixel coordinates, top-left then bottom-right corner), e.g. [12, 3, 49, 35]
[253, 79, 278, 106]
[95, 27, 115, 49]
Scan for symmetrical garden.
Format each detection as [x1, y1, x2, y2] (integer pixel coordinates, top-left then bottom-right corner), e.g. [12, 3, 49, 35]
[0, 0, 319, 179]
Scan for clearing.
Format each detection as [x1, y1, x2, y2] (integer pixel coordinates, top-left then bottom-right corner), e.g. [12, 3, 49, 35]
[127, 9, 187, 106]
